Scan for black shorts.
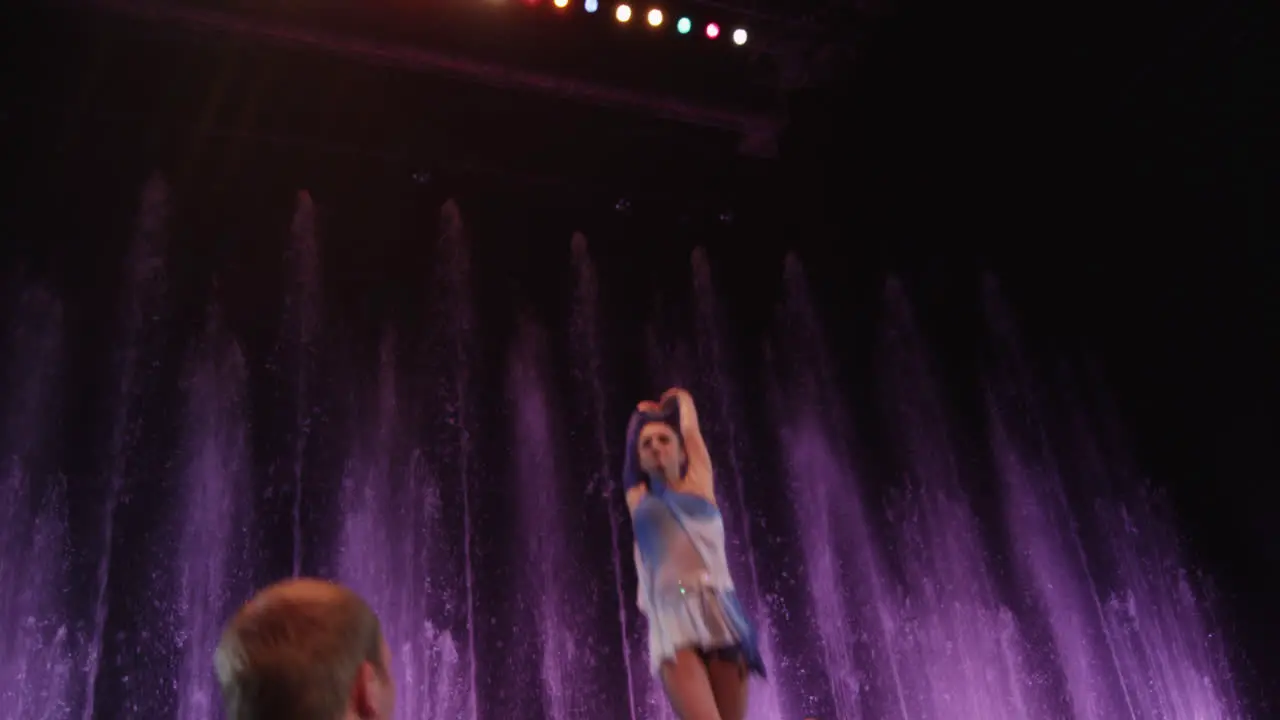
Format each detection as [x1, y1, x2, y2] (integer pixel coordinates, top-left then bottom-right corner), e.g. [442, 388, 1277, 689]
[691, 644, 750, 677]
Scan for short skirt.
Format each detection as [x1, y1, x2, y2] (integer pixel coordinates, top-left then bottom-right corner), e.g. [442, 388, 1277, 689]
[645, 581, 767, 678]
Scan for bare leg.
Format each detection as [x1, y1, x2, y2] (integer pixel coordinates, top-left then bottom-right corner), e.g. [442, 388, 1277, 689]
[706, 656, 749, 720]
[660, 649, 722, 720]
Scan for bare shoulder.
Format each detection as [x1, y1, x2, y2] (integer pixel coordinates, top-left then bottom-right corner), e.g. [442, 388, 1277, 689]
[681, 472, 717, 506]
[625, 484, 648, 512]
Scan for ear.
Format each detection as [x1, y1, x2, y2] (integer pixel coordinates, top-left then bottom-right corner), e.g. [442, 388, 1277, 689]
[351, 660, 379, 718]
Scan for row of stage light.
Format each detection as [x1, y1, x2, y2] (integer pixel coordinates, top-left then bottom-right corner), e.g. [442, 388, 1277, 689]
[527, 0, 751, 46]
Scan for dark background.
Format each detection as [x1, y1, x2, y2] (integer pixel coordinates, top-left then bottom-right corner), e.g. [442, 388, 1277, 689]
[2, 0, 1276, 709]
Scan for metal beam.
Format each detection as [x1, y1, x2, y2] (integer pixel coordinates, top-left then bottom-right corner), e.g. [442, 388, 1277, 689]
[74, 0, 782, 157]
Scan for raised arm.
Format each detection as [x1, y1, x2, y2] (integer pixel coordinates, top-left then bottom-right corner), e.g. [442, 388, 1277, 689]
[661, 388, 714, 500]
[621, 407, 650, 511]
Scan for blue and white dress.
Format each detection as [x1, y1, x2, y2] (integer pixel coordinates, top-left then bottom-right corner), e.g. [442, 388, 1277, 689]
[624, 401, 766, 678]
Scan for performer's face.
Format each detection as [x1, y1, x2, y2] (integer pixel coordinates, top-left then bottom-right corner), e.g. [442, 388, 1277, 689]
[638, 422, 684, 479]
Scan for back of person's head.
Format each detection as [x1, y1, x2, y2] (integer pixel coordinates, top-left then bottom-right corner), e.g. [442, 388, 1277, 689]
[215, 578, 394, 720]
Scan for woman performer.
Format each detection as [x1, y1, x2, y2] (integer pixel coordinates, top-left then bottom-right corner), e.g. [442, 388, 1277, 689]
[623, 387, 765, 720]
